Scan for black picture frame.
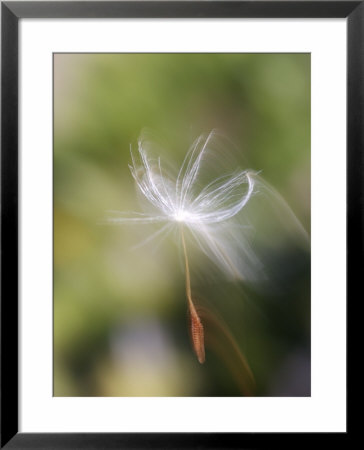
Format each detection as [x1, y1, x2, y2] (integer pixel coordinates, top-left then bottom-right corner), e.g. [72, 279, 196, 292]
[1, 1, 359, 448]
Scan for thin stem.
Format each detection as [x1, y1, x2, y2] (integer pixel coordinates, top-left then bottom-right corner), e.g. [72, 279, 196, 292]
[181, 227, 193, 307]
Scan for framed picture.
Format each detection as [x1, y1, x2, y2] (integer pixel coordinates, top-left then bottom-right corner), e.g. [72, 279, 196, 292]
[1, 1, 358, 447]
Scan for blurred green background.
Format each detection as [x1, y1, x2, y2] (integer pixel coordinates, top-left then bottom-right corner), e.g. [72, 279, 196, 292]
[54, 54, 310, 396]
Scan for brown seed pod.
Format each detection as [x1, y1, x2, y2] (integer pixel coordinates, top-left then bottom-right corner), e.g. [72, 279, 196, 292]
[188, 305, 205, 364]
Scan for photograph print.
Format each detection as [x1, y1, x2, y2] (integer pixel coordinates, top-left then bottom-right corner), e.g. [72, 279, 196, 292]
[54, 53, 310, 397]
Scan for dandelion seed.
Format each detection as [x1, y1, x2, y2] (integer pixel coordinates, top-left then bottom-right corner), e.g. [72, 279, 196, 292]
[109, 130, 260, 363]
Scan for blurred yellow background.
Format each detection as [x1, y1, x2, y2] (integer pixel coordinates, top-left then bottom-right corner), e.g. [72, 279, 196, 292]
[54, 54, 310, 396]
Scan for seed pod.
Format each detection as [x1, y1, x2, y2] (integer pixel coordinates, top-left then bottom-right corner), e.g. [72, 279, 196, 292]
[189, 305, 205, 364]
